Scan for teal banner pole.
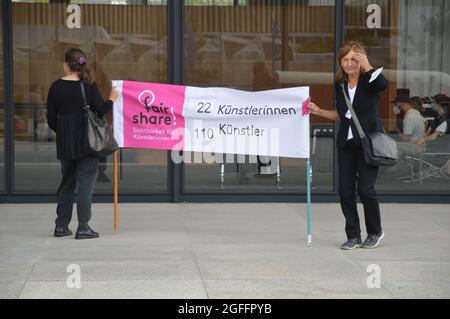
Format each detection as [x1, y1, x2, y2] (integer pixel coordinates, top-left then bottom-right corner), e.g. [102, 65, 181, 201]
[306, 158, 312, 246]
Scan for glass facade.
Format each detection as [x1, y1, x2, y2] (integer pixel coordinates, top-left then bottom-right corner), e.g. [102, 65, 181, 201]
[345, 0, 450, 194]
[0, 6, 4, 193]
[11, 0, 168, 194]
[183, 0, 335, 193]
[0, 0, 449, 201]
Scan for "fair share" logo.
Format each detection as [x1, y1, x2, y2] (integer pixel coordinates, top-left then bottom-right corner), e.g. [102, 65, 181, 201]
[133, 90, 177, 126]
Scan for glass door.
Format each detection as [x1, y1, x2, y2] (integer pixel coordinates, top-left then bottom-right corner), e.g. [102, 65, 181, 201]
[0, 6, 4, 193]
[183, 0, 336, 194]
[11, 0, 169, 195]
[345, 0, 450, 194]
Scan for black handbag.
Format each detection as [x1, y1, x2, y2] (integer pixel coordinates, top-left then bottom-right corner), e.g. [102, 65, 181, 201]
[80, 82, 118, 157]
[341, 84, 399, 167]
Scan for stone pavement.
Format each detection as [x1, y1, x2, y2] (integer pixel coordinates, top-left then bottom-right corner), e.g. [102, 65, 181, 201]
[0, 203, 449, 299]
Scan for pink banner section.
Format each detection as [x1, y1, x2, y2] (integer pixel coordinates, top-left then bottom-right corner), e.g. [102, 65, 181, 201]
[121, 80, 186, 150]
[302, 97, 311, 116]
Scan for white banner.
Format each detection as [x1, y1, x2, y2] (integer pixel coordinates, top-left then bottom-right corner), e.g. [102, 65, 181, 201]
[113, 80, 311, 158]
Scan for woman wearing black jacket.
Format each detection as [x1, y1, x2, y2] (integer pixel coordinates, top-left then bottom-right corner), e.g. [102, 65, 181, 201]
[47, 48, 117, 239]
[308, 41, 388, 250]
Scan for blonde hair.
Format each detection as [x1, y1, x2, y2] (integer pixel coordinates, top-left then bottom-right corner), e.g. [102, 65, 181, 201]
[336, 41, 367, 85]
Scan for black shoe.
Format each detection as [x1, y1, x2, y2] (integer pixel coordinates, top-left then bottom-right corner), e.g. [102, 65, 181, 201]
[97, 172, 111, 183]
[340, 237, 362, 250]
[75, 225, 99, 240]
[54, 225, 72, 237]
[361, 232, 384, 249]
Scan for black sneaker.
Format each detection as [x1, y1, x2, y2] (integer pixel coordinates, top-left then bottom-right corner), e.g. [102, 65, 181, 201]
[54, 225, 72, 237]
[340, 237, 362, 250]
[75, 225, 99, 240]
[361, 232, 384, 249]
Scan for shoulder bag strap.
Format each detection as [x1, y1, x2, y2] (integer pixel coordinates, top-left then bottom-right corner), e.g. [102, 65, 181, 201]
[341, 84, 366, 139]
[80, 81, 89, 109]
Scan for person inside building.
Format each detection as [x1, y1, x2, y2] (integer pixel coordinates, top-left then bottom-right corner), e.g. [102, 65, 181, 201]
[410, 96, 429, 130]
[416, 94, 449, 145]
[386, 91, 427, 177]
[391, 92, 426, 144]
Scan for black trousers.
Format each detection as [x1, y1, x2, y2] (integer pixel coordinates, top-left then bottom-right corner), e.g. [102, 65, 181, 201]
[338, 139, 382, 239]
[55, 156, 99, 229]
[98, 156, 107, 174]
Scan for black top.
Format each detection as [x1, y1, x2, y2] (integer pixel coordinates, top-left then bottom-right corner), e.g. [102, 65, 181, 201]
[429, 112, 447, 134]
[335, 68, 388, 148]
[46, 79, 113, 160]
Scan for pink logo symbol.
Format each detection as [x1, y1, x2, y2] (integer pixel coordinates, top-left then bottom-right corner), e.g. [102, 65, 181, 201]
[302, 97, 311, 116]
[136, 89, 177, 125]
[137, 90, 155, 107]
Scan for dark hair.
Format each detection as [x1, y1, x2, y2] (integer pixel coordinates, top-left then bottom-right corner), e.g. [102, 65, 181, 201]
[410, 96, 425, 114]
[64, 48, 94, 84]
[336, 40, 367, 84]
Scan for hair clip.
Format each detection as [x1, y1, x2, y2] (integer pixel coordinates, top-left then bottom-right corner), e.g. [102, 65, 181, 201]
[78, 57, 87, 65]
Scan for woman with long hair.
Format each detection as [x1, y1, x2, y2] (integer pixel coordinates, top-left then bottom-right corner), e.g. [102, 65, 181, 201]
[308, 41, 388, 250]
[46, 48, 117, 239]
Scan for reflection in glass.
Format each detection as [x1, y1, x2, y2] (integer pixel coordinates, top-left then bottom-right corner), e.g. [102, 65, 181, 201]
[345, 0, 450, 193]
[184, 1, 336, 193]
[12, 1, 168, 194]
[0, 14, 4, 193]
